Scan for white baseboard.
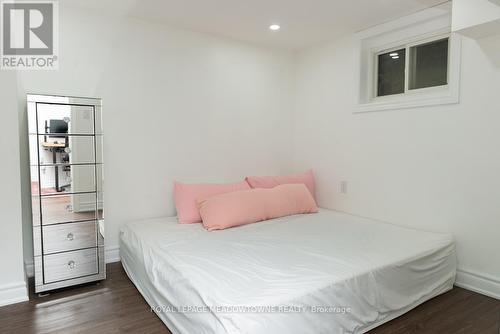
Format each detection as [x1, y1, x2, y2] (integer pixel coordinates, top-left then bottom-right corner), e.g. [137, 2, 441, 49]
[455, 269, 500, 300]
[0, 281, 28, 307]
[24, 245, 121, 279]
[105, 245, 120, 263]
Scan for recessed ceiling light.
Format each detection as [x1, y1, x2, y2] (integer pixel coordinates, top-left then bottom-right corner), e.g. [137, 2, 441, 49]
[269, 24, 281, 31]
[392, 56, 400, 59]
[389, 52, 398, 57]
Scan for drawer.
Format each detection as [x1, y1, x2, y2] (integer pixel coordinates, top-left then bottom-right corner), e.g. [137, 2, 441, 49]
[41, 193, 97, 225]
[43, 221, 97, 254]
[37, 135, 95, 165]
[44, 248, 98, 284]
[36, 104, 95, 135]
[39, 164, 97, 195]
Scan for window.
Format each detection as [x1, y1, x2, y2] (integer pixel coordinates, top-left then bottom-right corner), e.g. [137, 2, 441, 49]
[377, 48, 406, 97]
[376, 37, 449, 98]
[356, 3, 461, 112]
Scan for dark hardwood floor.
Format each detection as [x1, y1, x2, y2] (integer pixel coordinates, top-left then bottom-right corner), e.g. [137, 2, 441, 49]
[0, 262, 498, 334]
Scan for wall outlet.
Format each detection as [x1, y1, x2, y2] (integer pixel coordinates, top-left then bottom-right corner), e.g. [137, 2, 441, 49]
[340, 181, 348, 194]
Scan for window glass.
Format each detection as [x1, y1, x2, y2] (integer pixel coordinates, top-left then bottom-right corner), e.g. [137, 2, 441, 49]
[377, 48, 406, 97]
[409, 38, 448, 90]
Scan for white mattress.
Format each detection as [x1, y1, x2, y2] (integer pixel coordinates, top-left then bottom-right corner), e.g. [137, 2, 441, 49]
[119, 209, 456, 334]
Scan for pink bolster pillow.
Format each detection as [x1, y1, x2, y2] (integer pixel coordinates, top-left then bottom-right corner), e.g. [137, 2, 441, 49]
[198, 184, 318, 231]
[174, 180, 251, 224]
[245, 170, 316, 199]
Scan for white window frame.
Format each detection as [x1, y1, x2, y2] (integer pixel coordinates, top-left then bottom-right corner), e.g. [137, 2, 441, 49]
[356, 3, 461, 113]
[373, 33, 450, 101]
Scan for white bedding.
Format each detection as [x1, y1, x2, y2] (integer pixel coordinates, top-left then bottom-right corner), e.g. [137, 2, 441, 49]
[120, 209, 456, 334]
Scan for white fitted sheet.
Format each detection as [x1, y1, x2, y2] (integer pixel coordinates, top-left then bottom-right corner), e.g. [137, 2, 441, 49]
[120, 209, 456, 334]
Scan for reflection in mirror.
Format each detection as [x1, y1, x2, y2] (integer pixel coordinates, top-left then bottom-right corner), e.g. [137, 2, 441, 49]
[37, 135, 95, 165]
[96, 136, 103, 164]
[97, 219, 104, 246]
[96, 165, 103, 193]
[28, 102, 37, 134]
[32, 134, 96, 194]
[32, 196, 41, 226]
[41, 193, 97, 225]
[36, 103, 95, 135]
[95, 106, 103, 135]
[30, 166, 40, 196]
[29, 135, 39, 165]
[97, 192, 103, 220]
[31, 165, 96, 194]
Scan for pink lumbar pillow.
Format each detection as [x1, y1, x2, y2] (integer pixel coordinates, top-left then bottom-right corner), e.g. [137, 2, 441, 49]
[198, 183, 318, 231]
[245, 170, 316, 199]
[174, 180, 251, 224]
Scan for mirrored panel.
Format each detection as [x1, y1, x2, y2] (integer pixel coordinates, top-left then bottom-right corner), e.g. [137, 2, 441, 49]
[37, 103, 95, 135]
[30, 166, 40, 196]
[41, 193, 97, 225]
[34, 164, 96, 194]
[32, 196, 41, 226]
[97, 192, 103, 220]
[29, 135, 40, 165]
[96, 164, 103, 193]
[96, 136, 103, 164]
[28, 102, 37, 134]
[37, 135, 95, 165]
[97, 219, 104, 247]
[95, 106, 103, 135]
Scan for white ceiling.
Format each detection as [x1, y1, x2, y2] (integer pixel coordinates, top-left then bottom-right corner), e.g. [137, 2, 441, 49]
[64, 0, 449, 50]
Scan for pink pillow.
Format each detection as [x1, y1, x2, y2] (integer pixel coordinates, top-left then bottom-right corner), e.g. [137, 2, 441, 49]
[198, 184, 318, 231]
[174, 180, 250, 224]
[245, 170, 316, 199]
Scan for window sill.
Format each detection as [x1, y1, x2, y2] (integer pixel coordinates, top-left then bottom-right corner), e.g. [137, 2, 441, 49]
[356, 92, 459, 113]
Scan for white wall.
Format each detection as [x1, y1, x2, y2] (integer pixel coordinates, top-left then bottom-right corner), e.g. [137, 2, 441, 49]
[293, 33, 500, 297]
[452, 0, 500, 38]
[0, 72, 28, 306]
[17, 5, 295, 265]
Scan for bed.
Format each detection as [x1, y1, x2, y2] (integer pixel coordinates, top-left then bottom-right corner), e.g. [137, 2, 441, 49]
[119, 209, 456, 334]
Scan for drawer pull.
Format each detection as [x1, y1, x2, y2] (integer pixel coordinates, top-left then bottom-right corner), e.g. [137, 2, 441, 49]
[68, 260, 76, 269]
[66, 233, 74, 241]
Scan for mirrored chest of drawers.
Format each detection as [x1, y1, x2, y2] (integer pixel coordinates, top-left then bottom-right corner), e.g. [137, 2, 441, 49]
[27, 94, 105, 293]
